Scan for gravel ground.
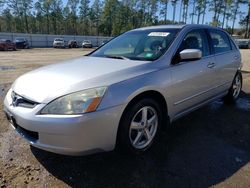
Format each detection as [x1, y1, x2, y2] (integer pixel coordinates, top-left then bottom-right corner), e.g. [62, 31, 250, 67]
[241, 49, 250, 73]
[0, 48, 250, 188]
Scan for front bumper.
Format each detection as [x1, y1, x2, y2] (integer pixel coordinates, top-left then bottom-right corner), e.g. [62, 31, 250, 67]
[82, 44, 92, 48]
[238, 44, 249, 49]
[53, 43, 65, 48]
[4, 89, 124, 156]
[15, 42, 27, 48]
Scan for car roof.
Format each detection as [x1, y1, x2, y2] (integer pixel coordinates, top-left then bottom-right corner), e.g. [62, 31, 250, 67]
[237, 39, 250, 41]
[134, 25, 185, 30]
[133, 24, 224, 31]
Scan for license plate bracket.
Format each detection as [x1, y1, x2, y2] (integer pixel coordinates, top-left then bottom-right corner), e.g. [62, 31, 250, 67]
[5, 111, 17, 128]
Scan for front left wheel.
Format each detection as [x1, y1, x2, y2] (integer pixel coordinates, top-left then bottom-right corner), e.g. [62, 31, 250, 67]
[117, 98, 162, 154]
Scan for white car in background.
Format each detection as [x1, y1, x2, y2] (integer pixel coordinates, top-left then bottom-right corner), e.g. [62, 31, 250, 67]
[53, 38, 65, 48]
[235, 39, 250, 49]
[82, 40, 93, 48]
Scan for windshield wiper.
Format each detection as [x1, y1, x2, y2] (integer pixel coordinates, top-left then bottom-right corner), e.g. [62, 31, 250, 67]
[105, 55, 130, 60]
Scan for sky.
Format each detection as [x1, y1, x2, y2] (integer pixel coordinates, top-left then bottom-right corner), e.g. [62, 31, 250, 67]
[165, 2, 248, 28]
[63, 0, 249, 28]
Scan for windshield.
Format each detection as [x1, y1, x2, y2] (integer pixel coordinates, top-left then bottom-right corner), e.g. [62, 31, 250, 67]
[55, 39, 63, 41]
[15, 38, 24, 41]
[90, 29, 180, 61]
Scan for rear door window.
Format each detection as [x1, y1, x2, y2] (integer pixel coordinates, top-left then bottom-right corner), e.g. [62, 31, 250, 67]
[208, 30, 231, 54]
[230, 38, 238, 50]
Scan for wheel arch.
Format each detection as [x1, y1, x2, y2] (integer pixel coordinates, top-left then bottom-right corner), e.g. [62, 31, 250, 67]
[123, 90, 168, 116]
[116, 90, 169, 148]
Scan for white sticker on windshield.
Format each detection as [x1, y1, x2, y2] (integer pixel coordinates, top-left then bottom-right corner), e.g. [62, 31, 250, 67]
[148, 32, 170, 37]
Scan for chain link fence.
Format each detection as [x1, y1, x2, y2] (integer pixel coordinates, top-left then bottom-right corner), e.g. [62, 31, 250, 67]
[0, 32, 112, 47]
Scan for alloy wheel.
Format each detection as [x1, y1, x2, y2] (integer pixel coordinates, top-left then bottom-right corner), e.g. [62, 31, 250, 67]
[232, 74, 241, 99]
[129, 106, 158, 149]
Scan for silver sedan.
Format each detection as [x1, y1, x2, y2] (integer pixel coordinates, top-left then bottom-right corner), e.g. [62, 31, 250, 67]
[4, 24, 242, 156]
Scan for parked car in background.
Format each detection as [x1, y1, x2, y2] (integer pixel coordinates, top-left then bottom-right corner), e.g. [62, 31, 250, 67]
[0, 39, 16, 51]
[4, 25, 242, 156]
[68, 40, 79, 48]
[235, 39, 250, 49]
[53, 38, 65, 48]
[82, 40, 92, 48]
[14, 37, 29, 49]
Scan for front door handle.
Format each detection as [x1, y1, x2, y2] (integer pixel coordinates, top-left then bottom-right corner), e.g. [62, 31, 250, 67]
[234, 55, 239, 60]
[207, 62, 215, 68]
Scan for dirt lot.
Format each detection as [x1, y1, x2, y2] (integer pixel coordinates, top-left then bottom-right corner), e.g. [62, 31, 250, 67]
[0, 48, 250, 188]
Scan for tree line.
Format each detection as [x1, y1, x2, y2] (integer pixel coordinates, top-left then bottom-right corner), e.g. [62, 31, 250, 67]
[0, 0, 249, 38]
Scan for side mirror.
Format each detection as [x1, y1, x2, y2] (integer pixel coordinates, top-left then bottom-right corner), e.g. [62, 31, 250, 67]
[179, 49, 202, 61]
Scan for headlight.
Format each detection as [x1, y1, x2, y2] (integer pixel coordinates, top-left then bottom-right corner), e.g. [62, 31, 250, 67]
[41, 87, 107, 115]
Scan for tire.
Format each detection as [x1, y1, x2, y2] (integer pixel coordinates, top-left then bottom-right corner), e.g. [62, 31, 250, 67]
[117, 98, 162, 154]
[224, 71, 242, 104]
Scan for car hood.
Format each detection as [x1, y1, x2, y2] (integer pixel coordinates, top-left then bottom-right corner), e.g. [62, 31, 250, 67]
[12, 56, 150, 103]
[237, 39, 249, 41]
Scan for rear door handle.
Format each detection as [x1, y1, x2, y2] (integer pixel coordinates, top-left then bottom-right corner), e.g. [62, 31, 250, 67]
[207, 62, 215, 68]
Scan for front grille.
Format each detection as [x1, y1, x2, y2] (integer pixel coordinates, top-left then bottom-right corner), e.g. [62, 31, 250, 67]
[11, 91, 38, 108]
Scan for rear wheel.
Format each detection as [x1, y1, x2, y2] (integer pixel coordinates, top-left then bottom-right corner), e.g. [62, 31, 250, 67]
[224, 71, 242, 104]
[117, 98, 162, 154]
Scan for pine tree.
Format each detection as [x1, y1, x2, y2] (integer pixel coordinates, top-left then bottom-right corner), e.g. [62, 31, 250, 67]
[67, 0, 79, 34]
[90, 0, 103, 35]
[160, 0, 169, 23]
[171, 0, 178, 23]
[79, 0, 90, 35]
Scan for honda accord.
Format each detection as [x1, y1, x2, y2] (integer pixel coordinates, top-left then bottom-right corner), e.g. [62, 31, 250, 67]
[4, 24, 242, 156]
